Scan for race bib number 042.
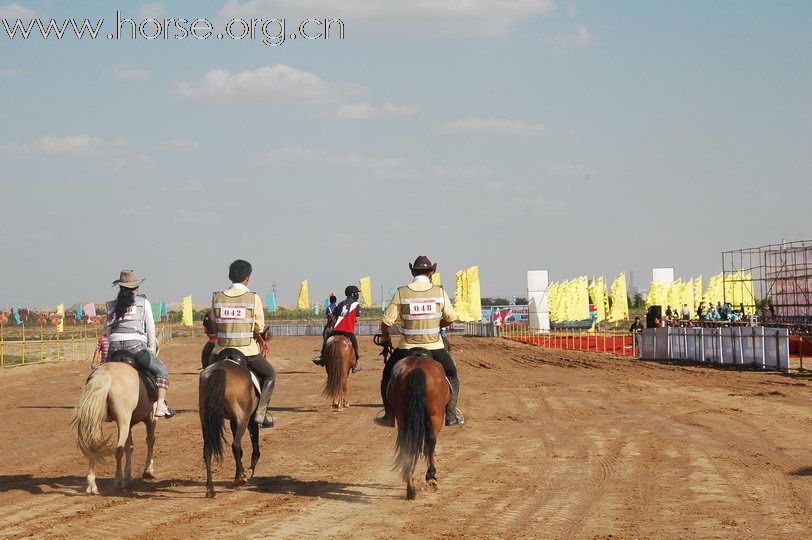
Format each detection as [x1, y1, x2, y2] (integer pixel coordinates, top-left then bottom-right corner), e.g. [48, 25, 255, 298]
[408, 300, 437, 316]
[221, 306, 247, 320]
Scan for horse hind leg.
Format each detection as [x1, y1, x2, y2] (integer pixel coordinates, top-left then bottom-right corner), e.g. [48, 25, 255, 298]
[248, 420, 260, 478]
[341, 366, 350, 409]
[114, 417, 132, 489]
[142, 416, 156, 479]
[85, 463, 100, 495]
[425, 432, 438, 492]
[124, 430, 134, 484]
[231, 418, 248, 487]
[204, 445, 215, 498]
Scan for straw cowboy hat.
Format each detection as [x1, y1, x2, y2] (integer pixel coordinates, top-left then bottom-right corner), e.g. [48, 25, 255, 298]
[409, 255, 437, 273]
[112, 269, 144, 289]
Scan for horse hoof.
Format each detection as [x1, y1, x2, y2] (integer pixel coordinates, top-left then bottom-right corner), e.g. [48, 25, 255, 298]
[232, 478, 247, 488]
[426, 479, 438, 492]
[142, 471, 155, 480]
[406, 486, 417, 500]
[85, 487, 99, 496]
[206, 491, 216, 499]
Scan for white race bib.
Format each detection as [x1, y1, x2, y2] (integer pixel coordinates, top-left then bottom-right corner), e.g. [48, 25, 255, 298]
[408, 299, 437, 316]
[221, 306, 247, 320]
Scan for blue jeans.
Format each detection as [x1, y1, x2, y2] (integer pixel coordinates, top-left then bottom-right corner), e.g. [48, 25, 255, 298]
[109, 339, 169, 387]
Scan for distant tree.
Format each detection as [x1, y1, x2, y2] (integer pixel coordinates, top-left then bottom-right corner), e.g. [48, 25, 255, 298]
[632, 293, 645, 309]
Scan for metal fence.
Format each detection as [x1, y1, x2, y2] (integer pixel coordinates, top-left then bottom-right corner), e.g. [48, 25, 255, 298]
[0, 325, 173, 368]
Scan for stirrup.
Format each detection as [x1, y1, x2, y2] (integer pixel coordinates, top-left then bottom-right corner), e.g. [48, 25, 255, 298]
[351, 362, 362, 374]
[445, 408, 464, 426]
[255, 413, 274, 428]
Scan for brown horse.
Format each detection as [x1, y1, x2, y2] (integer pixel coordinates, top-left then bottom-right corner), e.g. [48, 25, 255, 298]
[71, 356, 157, 494]
[321, 335, 355, 411]
[199, 349, 261, 498]
[388, 354, 451, 500]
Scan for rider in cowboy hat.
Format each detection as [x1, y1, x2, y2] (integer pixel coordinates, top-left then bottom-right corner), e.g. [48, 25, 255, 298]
[313, 285, 362, 373]
[210, 260, 277, 428]
[375, 256, 464, 428]
[106, 270, 174, 417]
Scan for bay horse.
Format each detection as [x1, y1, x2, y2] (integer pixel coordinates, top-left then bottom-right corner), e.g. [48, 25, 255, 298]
[199, 330, 269, 499]
[321, 335, 355, 411]
[71, 353, 158, 495]
[388, 353, 451, 500]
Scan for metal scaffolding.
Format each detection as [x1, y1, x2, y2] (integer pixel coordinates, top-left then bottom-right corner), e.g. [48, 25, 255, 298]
[722, 240, 812, 325]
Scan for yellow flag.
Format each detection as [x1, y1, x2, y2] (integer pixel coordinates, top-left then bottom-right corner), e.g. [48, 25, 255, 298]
[431, 272, 441, 286]
[181, 295, 193, 326]
[56, 303, 64, 333]
[454, 270, 470, 322]
[589, 276, 607, 322]
[297, 280, 309, 309]
[359, 276, 373, 307]
[466, 266, 482, 322]
[693, 276, 703, 310]
[608, 273, 629, 322]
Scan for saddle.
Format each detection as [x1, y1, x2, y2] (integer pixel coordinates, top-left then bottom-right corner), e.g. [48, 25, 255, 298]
[106, 349, 159, 402]
[202, 348, 261, 395]
[408, 347, 433, 358]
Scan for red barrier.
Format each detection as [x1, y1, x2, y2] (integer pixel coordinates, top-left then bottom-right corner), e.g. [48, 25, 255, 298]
[504, 333, 635, 356]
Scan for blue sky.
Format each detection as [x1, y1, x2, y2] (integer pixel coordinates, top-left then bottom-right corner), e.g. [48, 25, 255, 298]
[1, 1, 810, 308]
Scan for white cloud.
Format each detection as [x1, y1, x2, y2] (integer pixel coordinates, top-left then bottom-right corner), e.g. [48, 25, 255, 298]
[322, 101, 419, 120]
[546, 25, 594, 50]
[161, 139, 201, 152]
[161, 179, 203, 193]
[0, 3, 36, 19]
[92, 154, 154, 173]
[567, 1, 578, 17]
[139, 2, 168, 20]
[441, 117, 546, 136]
[0, 68, 21, 79]
[5, 134, 125, 156]
[174, 64, 343, 103]
[218, 0, 556, 37]
[430, 165, 492, 181]
[113, 65, 151, 80]
[255, 146, 491, 182]
[546, 163, 596, 178]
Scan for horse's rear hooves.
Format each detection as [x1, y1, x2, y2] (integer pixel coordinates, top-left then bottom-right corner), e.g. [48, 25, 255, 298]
[142, 471, 155, 480]
[406, 486, 417, 500]
[232, 478, 247, 488]
[85, 487, 99, 496]
[206, 491, 216, 499]
[426, 479, 438, 492]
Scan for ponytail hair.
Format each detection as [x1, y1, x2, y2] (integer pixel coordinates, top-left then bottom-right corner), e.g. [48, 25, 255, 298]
[114, 287, 136, 321]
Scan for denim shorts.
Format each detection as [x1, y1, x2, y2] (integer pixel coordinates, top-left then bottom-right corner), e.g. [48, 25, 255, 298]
[108, 339, 169, 381]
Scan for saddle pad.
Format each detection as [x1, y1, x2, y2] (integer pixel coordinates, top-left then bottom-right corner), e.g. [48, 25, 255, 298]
[201, 359, 260, 394]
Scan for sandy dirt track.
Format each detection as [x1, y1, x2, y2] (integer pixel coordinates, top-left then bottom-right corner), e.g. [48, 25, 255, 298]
[0, 336, 810, 539]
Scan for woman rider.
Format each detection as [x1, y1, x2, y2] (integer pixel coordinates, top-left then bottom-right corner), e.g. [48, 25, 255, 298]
[106, 269, 174, 417]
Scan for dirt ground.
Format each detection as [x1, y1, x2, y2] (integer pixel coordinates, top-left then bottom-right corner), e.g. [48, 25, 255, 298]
[0, 336, 809, 539]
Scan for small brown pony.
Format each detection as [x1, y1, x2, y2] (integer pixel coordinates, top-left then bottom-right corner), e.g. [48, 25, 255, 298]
[321, 335, 355, 411]
[72, 353, 158, 495]
[199, 330, 269, 498]
[388, 353, 451, 500]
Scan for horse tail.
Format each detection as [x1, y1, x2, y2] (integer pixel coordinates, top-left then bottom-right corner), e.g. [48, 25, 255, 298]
[394, 368, 432, 480]
[71, 368, 113, 465]
[322, 340, 344, 402]
[200, 368, 227, 464]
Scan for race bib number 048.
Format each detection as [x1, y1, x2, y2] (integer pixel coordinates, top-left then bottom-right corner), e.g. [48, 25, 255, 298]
[221, 306, 247, 320]
[408, 300, 437, 316]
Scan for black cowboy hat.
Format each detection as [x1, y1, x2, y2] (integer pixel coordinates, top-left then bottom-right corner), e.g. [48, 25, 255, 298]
[409, 255, 437, 273]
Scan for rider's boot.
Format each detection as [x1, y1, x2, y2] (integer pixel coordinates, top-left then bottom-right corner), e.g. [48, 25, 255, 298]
[374, 378, 395, 427]
[444, 375, 464, 426]
[351, 355, 361, 374]
[254, 377, 275, 428]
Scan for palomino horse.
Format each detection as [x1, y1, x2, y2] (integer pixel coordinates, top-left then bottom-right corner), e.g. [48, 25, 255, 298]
[71, 352, 158, 495]
[321, 335, 355, 411]
[388, 353, 451, 500]
[199, 347, 263, 498]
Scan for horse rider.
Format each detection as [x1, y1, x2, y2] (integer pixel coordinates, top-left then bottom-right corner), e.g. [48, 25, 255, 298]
[375, 256, 464, 428]
[106, 269, 174, 418]
[313, 286, 362, 373]
[210, 260, 276, 428]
